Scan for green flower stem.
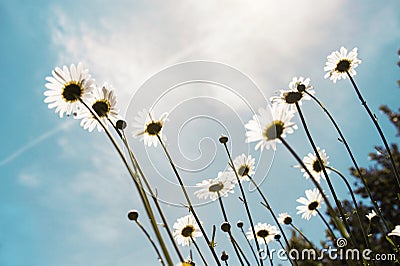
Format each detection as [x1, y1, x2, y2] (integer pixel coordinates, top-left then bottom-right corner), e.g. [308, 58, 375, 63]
[106, 117, 123, 139]
[217, 193, 248, 266]
[239, 226, 261, 265]
[119, 129, 185, 262]
[275, 238, 292, 265]
[386, 235, 400, 261]
[316, 209, 336, 242]
[256, 205, 296, 265]
[217, 192, 229, 223]
[222, 142, 264, 266]
[347, 72, 400, 192]
[263, 238, 273, 266]
[190, 236, 208, 266]
[290, 223, 315, 249]
[78, 98, 173, 265]
[231, 234, 251, 266]
[211, 225, 217, 248]
[247, 175, 293, 251]
[326, 166, 370, 249]
[278, 137, 346, 240]
[305, 91, 390, 232]
[135, 219, 165, 266]
[276, 239, 285, 251]
[295, 102, 356, 247]
[157, 135, 221, 265]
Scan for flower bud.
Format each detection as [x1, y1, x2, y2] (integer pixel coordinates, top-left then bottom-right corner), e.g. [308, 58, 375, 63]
[116, 120, 127, 130]
[221, 222, 231, 232]
[236, 220, 244, 228]
[221, 251, 229, 261]
[219, 135, 228, 144]
[127, 210, 139, 221]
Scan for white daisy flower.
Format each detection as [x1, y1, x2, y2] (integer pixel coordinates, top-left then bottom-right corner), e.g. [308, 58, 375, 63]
[296, 188, 324, 220]
[246, 222, 278, 245]
[230, 153, 256, 182]
[324, 47, 361, 83]
[132, 109, 168, 147]
[194, 171, 235, 201]
[278, 212, 292, 225]
[270, 77, 315, 108]
[365, 210, 380, 225]
[388, 225, 400, 237]
[44, 63, 95, 118]
[295, 147, 330, 183]
[245, 102, 298, 151]
[173, 215, 202, 247]
[365, 210, 377, 221]
[76, 83, 120, 132]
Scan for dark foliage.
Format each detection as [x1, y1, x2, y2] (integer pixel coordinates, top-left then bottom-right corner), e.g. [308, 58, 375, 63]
[289, 50, 400, 265]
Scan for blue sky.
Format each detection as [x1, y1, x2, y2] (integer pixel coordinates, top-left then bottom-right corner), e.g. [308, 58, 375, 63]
[1, 0, 400, 265]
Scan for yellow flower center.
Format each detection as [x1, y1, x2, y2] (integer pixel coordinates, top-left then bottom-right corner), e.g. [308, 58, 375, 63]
[181, 225, 195, 237]
[283, 216, 292, 225]
[208, 182, 224, 192]
[92, 100, 110, 117]
[283, 91, 302, 104]
[308, 201, 319, 211]
[296, 83, 306, 93]
[62, 82, 83, 102]
[256, 229, 270, 238]
[312, 159, 323, 173]
[145, 121, 162, 135]
[263, 120, 284, 140]
[238, 165, 250, 177]
[335, 59, 351, 73]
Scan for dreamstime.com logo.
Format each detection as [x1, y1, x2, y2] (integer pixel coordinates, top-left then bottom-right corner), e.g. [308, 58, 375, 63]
[259, 238, 396, 262]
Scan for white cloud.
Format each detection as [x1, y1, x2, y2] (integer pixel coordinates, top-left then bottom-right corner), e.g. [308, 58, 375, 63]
[49, 0, 345, 109]
[18, 173, 40, 187]
[43, 1, 400, 264]
[0, 120, 74, 167]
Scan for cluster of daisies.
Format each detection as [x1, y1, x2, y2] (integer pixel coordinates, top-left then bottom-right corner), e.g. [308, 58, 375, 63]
[44, 63, 121, 132]
[43, 46, 400, 264]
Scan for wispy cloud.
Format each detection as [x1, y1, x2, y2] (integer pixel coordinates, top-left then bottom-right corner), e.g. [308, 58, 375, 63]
[0, 120, 74, 167]
[49, 0, 345, 108]
[18, 173, 40, 187]
[40, 1, 400, 264]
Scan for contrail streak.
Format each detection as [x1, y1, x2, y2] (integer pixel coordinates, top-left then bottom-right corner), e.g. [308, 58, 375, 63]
[0, 120, 75, 167]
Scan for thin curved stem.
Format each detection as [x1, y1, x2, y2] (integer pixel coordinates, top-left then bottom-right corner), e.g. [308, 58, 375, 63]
[222, 142, 264, 266]
[239, 226, 260, 265]
[157, 135, 221, 265]
[231, 234, 251, 266]
[347, 72, 400, 192]
[190, 236, 208, 266]
[305, 91, 390, 231]
[135, 220, 165, 266]
[275, 238, 292, 264]
[119, 130, 184, 262]
[257, 205, 296, 265]
[295, 102, 354, 246]
[218, 193, 229, 223]
[290, 223, 315, 249]
[317, 209, 336, 241]
[248, 175, 293, 251]
[78, 98, 173, 265]
[263, 238, 273, 266]
[278, 137, 346, 239]
[217, 194, 247, 266]
[326, 166, 370, 249]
